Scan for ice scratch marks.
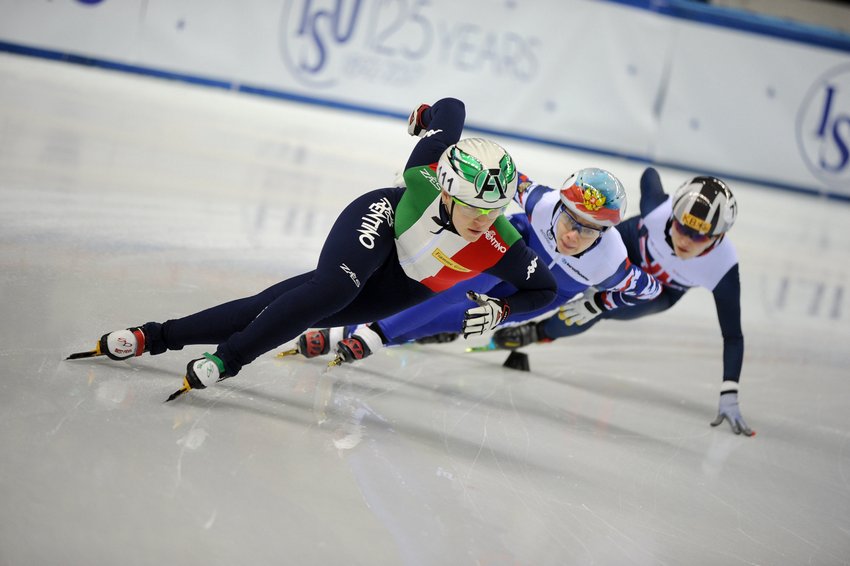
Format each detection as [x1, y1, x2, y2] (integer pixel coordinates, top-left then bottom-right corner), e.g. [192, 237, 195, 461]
[581, 503, 657, 562]
[840, 430, 850, 492]
[173, 387, 233, 492]
[203, 509, 217, 530]
[47, 398, 84, 436]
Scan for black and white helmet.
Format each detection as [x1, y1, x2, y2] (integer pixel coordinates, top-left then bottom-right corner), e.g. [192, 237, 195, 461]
[672, 176, 737, 237]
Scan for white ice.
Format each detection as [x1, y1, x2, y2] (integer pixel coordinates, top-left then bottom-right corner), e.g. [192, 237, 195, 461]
[1, 52, 849, 566]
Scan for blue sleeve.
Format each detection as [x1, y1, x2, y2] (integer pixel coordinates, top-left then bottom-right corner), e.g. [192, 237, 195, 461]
[404, 98, 465, 171]
[595, 260, 663, 309]
[712, 263, 744, 383]
[375, 274, 501, 345]
[514, 171, 554, 213]
[639, 167, 669, 217]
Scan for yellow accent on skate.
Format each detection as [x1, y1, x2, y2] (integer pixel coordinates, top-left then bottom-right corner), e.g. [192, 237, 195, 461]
[164, 377, 192, 403]
[276, 348, 299, 358]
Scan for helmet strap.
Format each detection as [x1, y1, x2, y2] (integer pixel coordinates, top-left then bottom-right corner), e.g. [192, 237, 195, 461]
[698, 233, 724, 257]
[430, 193, 459, 235]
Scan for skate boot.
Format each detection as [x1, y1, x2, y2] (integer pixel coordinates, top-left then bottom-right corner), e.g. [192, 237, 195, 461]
[328, 325, 384, 367]
[66, 327, 147, 361]
[332, 336, 372, 365]
[165, 353, 227, 402]
[467, 322, 548, 353]
[492, 322, 547, 349]
[415, 332, 459, 345]
[277, 327, 346, 358]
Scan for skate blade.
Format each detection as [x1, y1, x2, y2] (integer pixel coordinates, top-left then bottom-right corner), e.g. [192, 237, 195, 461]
[66, 341, 103, 360]
[465, 341, 498, 353]
[165, 378, 192, 403]
[275, 348, 299, 358]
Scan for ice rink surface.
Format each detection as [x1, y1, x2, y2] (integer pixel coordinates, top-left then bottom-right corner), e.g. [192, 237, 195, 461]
[1, 52, 849, 565]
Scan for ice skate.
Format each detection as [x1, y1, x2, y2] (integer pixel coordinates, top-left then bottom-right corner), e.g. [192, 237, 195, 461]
[277, 328, 345, 359]
[414, 332, 459, 345]
[165, 353, 226, 402]
[328, 325, 384, 367]
[466, 322, 545, 353]
[328, 336, 372, 367]
[66, 327, 147, 361]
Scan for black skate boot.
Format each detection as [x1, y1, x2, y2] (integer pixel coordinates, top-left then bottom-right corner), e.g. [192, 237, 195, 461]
[492, 322, 548, 350]
[415, 332, 460, 344]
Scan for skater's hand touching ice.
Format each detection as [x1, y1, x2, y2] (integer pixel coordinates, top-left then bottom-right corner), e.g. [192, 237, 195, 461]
[710, 388, 754, 436]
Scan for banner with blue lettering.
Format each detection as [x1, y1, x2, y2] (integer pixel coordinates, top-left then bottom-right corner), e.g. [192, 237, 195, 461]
[1, 0, 848, 196]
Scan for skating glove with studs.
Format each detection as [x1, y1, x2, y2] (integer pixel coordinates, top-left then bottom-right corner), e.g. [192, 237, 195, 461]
[463, 291, 510, 338]
[558, 288, 604, 326]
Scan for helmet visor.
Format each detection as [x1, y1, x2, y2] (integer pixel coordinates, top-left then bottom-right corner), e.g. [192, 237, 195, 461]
[451, 196, 506, 219]
[672, 218, 714, 243]
[558, 204, 606, 239]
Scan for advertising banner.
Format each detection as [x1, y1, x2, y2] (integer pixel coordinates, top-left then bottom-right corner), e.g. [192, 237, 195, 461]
[1, 0, 848, 196]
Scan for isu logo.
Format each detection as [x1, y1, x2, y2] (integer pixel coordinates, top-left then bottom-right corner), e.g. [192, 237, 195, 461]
[797, 63, 850, 190]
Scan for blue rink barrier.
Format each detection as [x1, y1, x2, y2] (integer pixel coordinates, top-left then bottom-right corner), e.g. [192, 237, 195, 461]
[2, 0, 849, 203]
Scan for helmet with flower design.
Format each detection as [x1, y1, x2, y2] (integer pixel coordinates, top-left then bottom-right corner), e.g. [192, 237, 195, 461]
[559, 168, 627, 228]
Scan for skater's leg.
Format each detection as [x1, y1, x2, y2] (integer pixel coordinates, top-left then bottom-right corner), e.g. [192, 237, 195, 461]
[214, 189, 401, 376]
[141, 273, 314, 354]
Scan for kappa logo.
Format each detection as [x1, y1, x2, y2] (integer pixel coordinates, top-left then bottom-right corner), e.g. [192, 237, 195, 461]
[339, 263, 360, 287]
[357, 197, 394, 249]
[797, 63, 850, 190]
[484, 230, 507, 253]
[526, 256, 538, 280]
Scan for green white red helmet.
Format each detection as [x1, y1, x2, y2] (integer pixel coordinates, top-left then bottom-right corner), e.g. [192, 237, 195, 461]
[436, 138, 518, 210]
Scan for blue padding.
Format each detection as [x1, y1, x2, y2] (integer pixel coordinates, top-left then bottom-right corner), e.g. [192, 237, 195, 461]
[1, 35, 848, 205]
[605, 0, 850, 53]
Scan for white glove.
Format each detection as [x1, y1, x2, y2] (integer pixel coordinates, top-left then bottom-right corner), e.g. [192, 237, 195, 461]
[463, 291, 510, 338]
[558, 288, 603, 326]
[710, 386, 755, 436]
[407, 103, 431, 137]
